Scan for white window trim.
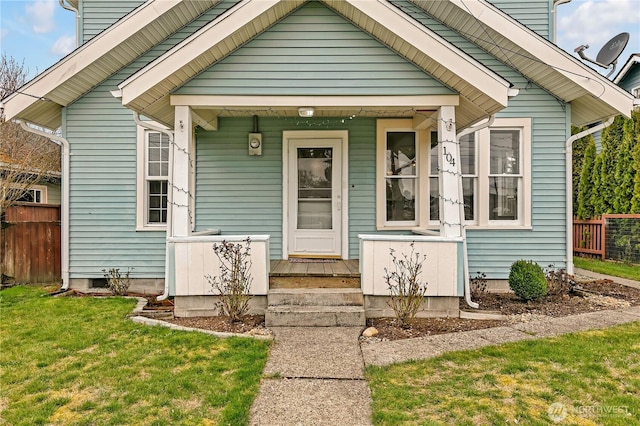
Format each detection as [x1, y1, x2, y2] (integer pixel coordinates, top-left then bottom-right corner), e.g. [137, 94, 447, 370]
[377, 117, 532, 231]
[136, 123, 169, 231]
[473, 117, 532, 229]
[11, 184, 47, 204]
[376, 119, 429, 230]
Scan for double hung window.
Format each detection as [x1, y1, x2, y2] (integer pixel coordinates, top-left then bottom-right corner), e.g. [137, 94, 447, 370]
[137, 127, 170, 230]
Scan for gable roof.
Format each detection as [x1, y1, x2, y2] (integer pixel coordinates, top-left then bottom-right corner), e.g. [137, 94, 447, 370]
[2, 0, 634, 131]
[411, 0, 633, 126]
[2, 0, 219, 130]
[117, 0, 514, 130]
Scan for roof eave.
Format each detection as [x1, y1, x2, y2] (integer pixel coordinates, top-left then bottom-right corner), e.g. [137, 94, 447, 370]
[2, 0, 220, 130]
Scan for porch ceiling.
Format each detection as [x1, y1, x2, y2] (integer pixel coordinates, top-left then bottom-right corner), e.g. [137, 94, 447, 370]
[411, 0, 634, 126]
[170, 94, 452, 129]
[118, 0, 513, 131]
[2, 0, 220, 130]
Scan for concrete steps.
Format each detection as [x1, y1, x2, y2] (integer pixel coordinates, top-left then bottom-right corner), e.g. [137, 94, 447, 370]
[266, 288, 365, 327]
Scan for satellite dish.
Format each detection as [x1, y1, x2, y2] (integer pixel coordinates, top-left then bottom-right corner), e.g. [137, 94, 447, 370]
[574, 32, 629, 78]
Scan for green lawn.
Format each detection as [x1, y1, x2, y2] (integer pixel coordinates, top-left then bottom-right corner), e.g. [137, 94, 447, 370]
[0, 286, 271, 425]
[574, 256, 640, 281]
[367, 321, 640, 425]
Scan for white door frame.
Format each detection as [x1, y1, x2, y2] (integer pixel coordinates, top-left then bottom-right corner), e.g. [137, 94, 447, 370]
[282, 130, 349, 259]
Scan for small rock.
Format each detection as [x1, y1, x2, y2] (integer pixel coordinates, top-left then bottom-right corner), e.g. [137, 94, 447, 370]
[362, 326, 379, 337]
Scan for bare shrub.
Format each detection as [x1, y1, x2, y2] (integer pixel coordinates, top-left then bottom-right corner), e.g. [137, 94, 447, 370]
[545, 264, 577, 296]
[206, 238, 252, 323]
[102, 267, 132, 296]
[384, 243, 428, 328]
[470, 271, 488, 298]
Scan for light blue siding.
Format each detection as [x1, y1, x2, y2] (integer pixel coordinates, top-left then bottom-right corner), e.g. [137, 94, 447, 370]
[194, 117, 376, 259]
[488, 0, 551, 38]
[618, 63, 640, 93]
[65, 3, 234, 279]
[66, 0, 569, 281]
[175, 2, 454, 96]
[80, 0, 144, 42]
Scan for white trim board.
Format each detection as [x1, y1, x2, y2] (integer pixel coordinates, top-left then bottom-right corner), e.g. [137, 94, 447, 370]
[282, 130, 349, 259]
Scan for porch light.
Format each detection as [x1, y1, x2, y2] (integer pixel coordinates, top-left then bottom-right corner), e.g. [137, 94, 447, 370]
[298, 107, 314, 118]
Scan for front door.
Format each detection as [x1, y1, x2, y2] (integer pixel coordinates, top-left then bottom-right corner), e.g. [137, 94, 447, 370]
[287, 137, 343, 258]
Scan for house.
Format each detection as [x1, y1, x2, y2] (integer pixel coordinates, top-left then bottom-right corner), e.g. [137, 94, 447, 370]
[2, 0, 634, 322]
[615, 54, 640, 95]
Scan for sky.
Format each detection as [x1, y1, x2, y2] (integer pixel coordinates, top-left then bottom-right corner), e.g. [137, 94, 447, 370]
[0, 0, 639, 82]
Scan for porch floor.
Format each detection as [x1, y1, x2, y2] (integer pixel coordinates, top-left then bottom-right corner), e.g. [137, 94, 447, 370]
[269, 259, 360, 289]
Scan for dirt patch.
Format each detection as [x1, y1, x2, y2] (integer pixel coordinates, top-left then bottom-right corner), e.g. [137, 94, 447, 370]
[168, 315, 268, 335]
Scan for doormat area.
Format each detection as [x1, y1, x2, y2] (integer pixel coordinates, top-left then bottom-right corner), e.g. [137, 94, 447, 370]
[289, 258, 338, 263]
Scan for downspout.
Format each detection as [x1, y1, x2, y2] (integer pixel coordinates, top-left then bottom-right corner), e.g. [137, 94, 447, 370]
[456, 116, 495, 309]
[565, 116, 615, 275]
[19, 121, 71, 290]
[132, 112, 175, 301]
[552, 0, 572, 43]
[58, 1, 80, 47]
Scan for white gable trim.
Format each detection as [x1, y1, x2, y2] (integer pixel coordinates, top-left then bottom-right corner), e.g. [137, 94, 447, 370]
[119, 0, 511, 115]
[331, 0, 512, 107]
[442, 0, 633, 118]
[170, 95, 460, 108]
[119, 0, 303, 106]
[2, 0, 219, 129]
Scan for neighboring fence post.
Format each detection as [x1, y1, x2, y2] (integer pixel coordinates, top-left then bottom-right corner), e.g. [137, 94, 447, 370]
[600, 214, 606, 260]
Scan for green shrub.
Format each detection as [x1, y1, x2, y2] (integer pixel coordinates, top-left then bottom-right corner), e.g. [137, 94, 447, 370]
[508, 260, 547, 301]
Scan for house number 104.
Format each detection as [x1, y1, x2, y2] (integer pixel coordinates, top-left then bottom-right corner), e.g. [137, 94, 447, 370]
[442, 146, 456, 167]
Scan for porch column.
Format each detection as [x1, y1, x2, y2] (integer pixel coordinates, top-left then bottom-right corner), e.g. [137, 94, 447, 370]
[438, 106, 463, 238]
[171, 105, 193, 237]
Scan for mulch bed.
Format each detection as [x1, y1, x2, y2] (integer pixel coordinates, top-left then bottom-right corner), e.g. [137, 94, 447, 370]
[47, 278, 640, 341]
[368, 279, 640, 341]
[168, 315, 267, 334]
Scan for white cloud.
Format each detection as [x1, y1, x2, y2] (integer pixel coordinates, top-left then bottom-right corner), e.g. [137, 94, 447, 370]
[0, 28, 8, 43]
[51, 35, 75, 56]
[558, 0, 640, 47]
[25, 0, 56, 34]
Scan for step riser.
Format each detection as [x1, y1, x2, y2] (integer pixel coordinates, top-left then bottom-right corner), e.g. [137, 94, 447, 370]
[269, 276, 361, 289]
[268, 292, 364, 307]
[266, 310, 365, 327]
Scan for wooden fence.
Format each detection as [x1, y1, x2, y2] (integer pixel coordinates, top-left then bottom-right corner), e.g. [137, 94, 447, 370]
[1, 203, 61, 283]
[573, 214, 640, 261]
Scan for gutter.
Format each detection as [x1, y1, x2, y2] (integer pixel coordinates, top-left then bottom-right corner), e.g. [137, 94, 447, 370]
[18, 121, 71, 290]
[131, 112, 175, 301]
[552, 0, 572, 43]
[58, 1, 81, 47]
[456, 115, 496, 309]
[565, 116, 615, 275]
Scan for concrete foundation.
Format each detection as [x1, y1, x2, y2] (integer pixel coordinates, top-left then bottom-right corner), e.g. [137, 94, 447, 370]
[364, 295, 459, 318]
[174, 295, 268, 317]
[69, 278, 164, 295]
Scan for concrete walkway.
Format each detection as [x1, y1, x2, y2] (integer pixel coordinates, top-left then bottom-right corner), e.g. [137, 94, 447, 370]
[574, 267, 640, 290]
[248, 272, 640, 425]
[249, 327, 371, 426]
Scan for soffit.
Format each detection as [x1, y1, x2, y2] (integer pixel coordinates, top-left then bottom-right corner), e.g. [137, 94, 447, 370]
[411, 0, 634, 126]
[2, 0, 220, 130]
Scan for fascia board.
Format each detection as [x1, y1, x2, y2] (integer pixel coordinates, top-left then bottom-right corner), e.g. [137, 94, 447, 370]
[341, 0, 512, 107]
[170, 94, 460, 107]
[2, 0, 194, 121]
[448, 0, 634, 117]
[118, 0, 286, 106]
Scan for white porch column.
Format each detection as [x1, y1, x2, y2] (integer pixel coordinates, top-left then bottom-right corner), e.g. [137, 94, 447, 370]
[172, 105, 193, 237]
[438, 106, 463, 238]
